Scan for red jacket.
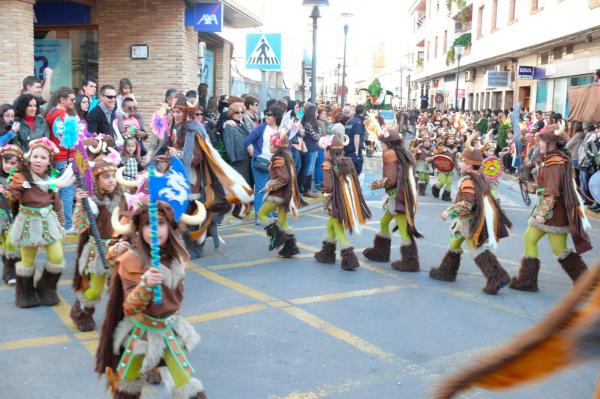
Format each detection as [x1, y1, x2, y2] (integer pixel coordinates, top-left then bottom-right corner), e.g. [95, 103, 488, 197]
[45, 107, 69, 162]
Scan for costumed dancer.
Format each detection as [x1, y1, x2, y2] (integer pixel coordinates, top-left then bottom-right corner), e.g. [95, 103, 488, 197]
[510, 122, 592, 292]
[429, 134, 512, 295]
[258, 129, 302, 258]
[96, 160, 208, 399]
[413, 130, 435, 196]
[432, 260, 600, 399]
[70, 154, 123, 332]
[0, 144, 24, 285]
[363, 128, 422, 272]
[432, 132, 459, 201]
[314, 134, 371, 271]
[4, 137, 74, 308]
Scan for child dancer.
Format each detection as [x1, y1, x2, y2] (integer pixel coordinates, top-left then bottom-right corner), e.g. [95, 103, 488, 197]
[432, 133, 459, 201]
[258, 130, 301, 258]
[363, 128, 422, 272]
[96, 185, 207, 399]
[121, 135, 142, 181]
[429, 134, 512, 294]
[0, 144, 23, 285]
[70, 154, 123, 331]
[413, 130, 435, 196]
[314, 135, 371, 270]
[4, 137, 73, 308]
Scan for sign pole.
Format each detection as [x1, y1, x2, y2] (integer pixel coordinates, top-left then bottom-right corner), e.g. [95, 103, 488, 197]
[260, 70, 268, 117]
[310, 6, 320, 104]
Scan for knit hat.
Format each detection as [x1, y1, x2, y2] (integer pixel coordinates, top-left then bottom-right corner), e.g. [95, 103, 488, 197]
[27, 137, 59, 158]
[461, 133, 483, 166]
[1, 144, 24, 160]
[92, 154, 118, 176]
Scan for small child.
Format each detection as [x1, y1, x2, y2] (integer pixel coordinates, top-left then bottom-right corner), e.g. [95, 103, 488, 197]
[0, 144, 23, 285]
[121, 135, 142, 181]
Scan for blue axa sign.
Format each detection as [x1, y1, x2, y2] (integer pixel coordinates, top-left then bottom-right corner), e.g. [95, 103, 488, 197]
[518, 65, 535, 79]
[185, 3, 223, 32]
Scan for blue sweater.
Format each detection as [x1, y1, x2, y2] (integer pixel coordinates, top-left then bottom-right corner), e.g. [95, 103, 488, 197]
[244, 123, 268, 160]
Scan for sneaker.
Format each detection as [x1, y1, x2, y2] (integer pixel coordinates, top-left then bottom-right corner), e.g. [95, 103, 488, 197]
[7, 278, 16, 286]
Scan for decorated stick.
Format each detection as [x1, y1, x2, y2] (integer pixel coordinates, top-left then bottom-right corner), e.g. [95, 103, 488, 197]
[147, 165, 163, 305]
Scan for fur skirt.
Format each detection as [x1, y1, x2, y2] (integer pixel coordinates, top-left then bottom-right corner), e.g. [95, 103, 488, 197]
[11, 206, 64, 247]
[78, 239, 110, 278]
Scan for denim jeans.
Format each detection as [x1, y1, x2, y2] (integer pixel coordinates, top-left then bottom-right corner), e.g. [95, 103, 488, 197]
[291, 147, 302, 175]
[251, 158, 270, 221]
[54, 160, 74, 230]
[302, 151, 318, 177]
[315, 148, 325, 187]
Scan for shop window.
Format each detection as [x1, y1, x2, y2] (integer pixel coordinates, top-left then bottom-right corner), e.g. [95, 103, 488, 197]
[552, 78, 567, 115]
[566, 44, 574, 54]
[570, 75, 594, 86]
[535, 80, 548, 111]
[553, 47, 563, 61]
[540, 52, 549, 65]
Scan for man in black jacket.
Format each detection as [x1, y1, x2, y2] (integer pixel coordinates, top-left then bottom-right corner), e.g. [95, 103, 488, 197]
[87, 84, 117, 138]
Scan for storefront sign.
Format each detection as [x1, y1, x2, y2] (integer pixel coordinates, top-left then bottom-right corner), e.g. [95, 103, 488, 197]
[202, 49, 215, 97]
[457, 89, 465, 98]
[485, 71, 511, 88]
[185, 3, 223, 32]
[34, 39, 71, 92]
[246, 33, 282, 71]
[518, 65, 535, 79]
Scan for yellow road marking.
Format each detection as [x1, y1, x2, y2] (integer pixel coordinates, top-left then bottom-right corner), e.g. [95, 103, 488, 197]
[280, 307, 395, 363]
[52, 294, 78, 333]
[81, 339, 98, 356]
[74, 331, 98, 341]
[289, 285, 399, 305]
[220, 232, 253, 239]
[0, 335, 71, 351]
[185, 304, 268, 324]
[209, 257, 281, 271]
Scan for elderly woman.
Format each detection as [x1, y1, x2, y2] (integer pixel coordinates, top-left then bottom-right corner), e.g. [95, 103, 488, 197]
[223, 102, 251, 183]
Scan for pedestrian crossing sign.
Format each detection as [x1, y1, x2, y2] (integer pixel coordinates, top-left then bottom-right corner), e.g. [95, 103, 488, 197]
[246, 33, 282, 71]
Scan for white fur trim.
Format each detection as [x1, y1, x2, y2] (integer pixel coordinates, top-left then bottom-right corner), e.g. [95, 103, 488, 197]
[469, 245, 487, 258]
[117, 379, 144, 394]
[483, 194, 497, 250]
[112, 318, 134, 355]
[16, 262, 35, 277]
[75, 291, 99, 308]
[88, 200, 99, 218]
[343, 175, 361, 234]
[574, 177, 592, 232]
[132, 340, 148, 355]
[172, 377, 205, 399]
[159, 366, 176, 391]
[78, 240, 108, 277]
[558, 248, 574, 261]
[407, 165, 418, 212]
[173, 316, 201, 352]
[400, 238, 412, 247]
[45, 261, 64, 273]
[160, 259, 185, 291]
[376, 232, 391, 239]
[448, 248, 463, 255]
[140, 330, 166, 373]
[323, 236, 336, 244]
[527, 217, 570, 234]
[3, 249, 20, 259]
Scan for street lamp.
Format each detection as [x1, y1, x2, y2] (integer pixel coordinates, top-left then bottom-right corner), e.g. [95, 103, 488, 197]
[340, 12, 353, 106]
[454, 44, 465, 110]
[304, 0, 329, 104]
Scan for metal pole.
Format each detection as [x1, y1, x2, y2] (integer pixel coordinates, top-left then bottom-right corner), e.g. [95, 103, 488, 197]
[310, 6, 320, 104]
[335, 63, 340, 104]
[399, 68, 403, 108]
[341, 23, 349, 106]
[407, 73, 411, 109]
[454, 53, 461, 110]
[260, 70, 267, 117]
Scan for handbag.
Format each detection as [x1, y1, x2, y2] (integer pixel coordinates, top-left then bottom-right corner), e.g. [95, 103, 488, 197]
[254, 156, 270, 173]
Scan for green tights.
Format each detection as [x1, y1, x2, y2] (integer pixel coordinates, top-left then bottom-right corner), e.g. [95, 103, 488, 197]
[417, 172, 430, 184]
[436, 172, 453, 190]
[325, 217, 349, 245]
[125, 349, 190, 388]
[379, 211, 409, 241]
[20, 241, 64, 267]
[448, 237, 476, 253]
[83, 273, 107, 302]
[258, 200, 289, 229]
[523, 225, 567, 258]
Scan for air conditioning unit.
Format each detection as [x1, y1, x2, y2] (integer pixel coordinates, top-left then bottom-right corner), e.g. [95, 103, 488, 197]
[465, 69, 475, 82]
[455, 21, 464, 32]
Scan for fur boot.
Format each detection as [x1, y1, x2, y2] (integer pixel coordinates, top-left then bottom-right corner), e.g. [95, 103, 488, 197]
[2, 255, 16, 285]
[314, 239, 336, 264]
[362, 234, 391, 262]
[558, 250, 588, 283]
[112, 391, 141, 399]
[264, 222, 287, 251]
[432, 184, 440, 198]
[15, 262, 39, 308]
[417, 182, 427, 196]
[441, 190, 452, 202]
[278, 234, 299, 258]
[340, 247, 360, 271]
[145, 369, 162, 385]
[70, 297, 96, 332]
[429, 250, 461, 282]
[112, 379, 144, 399]
[509, 257, 540, 292]
[391, 240, 420, 272]
[171, 377, 206, 399]
[474, 250, 510, 295]
[183, 232, 204, 259]
[36, 262, 63, 306]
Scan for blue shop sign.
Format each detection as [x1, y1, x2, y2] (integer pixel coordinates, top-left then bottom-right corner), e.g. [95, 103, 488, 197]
[518, 65, 535, 79]
[34, 1, 90, 25]
[185, 3, 223, 32]
[485, 71, 511, 88]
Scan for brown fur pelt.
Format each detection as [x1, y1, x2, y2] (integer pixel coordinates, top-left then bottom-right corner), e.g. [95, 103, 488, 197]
[330, 157, 371, 233]
[95, 265, 124, 375]
[392, 146, 422, 239]
[272, 148, 301, 213]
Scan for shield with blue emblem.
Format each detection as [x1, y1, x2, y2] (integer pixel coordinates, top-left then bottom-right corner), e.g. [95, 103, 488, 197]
[149, 157, 190, 222]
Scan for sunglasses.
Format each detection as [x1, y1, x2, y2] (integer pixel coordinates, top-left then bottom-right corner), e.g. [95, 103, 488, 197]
[195, 112, 204, 117]
[265, 113, 273, 117]
[233, 111, 244, 115]
[126, 106, 137, 111]
[104, 95, 116, 99]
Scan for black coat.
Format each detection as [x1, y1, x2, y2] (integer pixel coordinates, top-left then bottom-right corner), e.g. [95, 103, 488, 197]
[87, 104, 116, 137]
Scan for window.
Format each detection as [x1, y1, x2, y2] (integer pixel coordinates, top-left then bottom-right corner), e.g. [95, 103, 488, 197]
[434, 36, 438, 58]
[540, 52, 549, 65]
[570, 75, 594, 86]
[552, 78, 567, 114]
[508, 0, 517, 23]
[531, 0, 538, 10]
[477, 6, 484, 38]
[535, 79, 548, 111]
[553, 47, 563, 61]
[566, 44, 574, 54]
[443, 30, 448, 54]
[491, 0, 498, 31]
[427, 41, 430, 60]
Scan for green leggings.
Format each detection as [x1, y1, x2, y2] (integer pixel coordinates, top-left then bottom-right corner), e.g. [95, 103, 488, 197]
[379, 211, 410, 241]
[417, 172, 430, 184]
[20, 241, 64, 267]
[258, 200, 289, 229]
[325, 217, 349, 245]
[125, 349, 190, 388]
[523, 225, 568, 258]
[448, 237, 476, 253]
[83, 273, 107, 302]
[436, 172, 453, 190]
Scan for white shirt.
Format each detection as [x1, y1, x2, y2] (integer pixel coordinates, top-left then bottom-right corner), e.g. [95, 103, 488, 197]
[261, 124, 274, 159]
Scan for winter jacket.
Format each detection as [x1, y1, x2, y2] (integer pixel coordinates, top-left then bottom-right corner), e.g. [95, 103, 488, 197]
[15, 115, 49, 152]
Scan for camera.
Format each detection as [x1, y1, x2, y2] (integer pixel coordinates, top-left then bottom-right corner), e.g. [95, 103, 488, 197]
[6, 120, 14, 130]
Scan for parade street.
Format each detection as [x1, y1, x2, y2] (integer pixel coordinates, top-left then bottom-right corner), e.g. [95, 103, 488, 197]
[0, 157, 598, 399]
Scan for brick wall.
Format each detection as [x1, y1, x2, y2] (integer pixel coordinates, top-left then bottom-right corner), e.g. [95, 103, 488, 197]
[0, 0, 35, 102]
[214, 41, 232, 97]
[98, 0, 199, 121]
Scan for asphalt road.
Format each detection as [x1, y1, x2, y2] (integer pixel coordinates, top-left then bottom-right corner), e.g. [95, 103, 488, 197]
[1, 156, 600, 399]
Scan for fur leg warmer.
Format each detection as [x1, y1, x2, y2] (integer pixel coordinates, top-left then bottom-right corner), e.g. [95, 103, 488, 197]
[340, 247, 360, 271]
[70, 295, 96, 332]
[391, 240, 420, 272]
[432, 184, 440, 198]
[558, 250, 588, 283]
[429, 250, 461, 282]
[441, 190, 452, 202]
[36, 261, 63, 306]
[362, 233, 391, 263]
[15, 262, 39, 308]
[510, 257, 540, 292]
[474, 250, 510, 295]
[264, 222, 287, 251]
[278, 234, 299, 258]
[314, 238, 336, 264]
[2, 255, 16, 285]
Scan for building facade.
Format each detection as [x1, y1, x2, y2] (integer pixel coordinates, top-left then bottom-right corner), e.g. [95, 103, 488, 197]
[408, 0, 600, 115]
[0, 0, 260, 119]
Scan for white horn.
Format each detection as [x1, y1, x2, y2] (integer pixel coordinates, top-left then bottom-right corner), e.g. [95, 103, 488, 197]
[180, 200, 207, 226]
[88, 139, 103, 154]
[342, 134, 350, 146]
[116, 167, 138, 188]
[111, 207, 132, 236]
